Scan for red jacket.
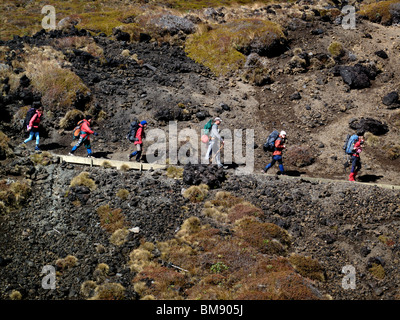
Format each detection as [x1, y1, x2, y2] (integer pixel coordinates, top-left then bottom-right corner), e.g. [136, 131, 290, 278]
[28, 111, 42, 130]
[80, 119, 94, 139]
[273, 136, 286, 156]
[134, 124, 145, 145]
[352, 139, 363, 157]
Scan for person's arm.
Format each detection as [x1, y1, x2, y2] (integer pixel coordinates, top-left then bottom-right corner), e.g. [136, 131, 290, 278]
[275, 138, 285, 150]
[28, 113, 38, 129]
[211, 124, 223, 141]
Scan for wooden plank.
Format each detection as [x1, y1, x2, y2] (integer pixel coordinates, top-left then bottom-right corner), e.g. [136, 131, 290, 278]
[56, 154, 166, 171]
[262, 173, 400, 190]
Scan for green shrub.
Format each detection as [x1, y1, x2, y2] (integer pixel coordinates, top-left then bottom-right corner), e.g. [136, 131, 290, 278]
[360, 0, 400, 25]
[328, 41, 344, 58]
[185, 19, 285, 76]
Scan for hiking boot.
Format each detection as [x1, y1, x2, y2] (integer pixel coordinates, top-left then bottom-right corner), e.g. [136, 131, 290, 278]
[128, 154, 133, 161]
[261, 168, 267, 174]
[68, 152, 75, 156]
[19, 142, 26, 148]
[35, 146, 41, 152]
[87, 154, 94, 158]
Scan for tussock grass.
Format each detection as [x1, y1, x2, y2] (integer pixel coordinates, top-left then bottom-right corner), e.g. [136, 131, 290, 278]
[185, 18, 285, 76]
[96, 204, 127, 233]
[131, 214, 323, 300]
[0, 131, 13, 160]
[360, 0, 400, 25]
[166, 166, 184, 179]
[182, 184, 209, 203]
[70, 172, 96, 191]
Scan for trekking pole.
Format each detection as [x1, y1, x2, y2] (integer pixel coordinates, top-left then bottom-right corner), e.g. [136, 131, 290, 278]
[213, 144, 224, 161]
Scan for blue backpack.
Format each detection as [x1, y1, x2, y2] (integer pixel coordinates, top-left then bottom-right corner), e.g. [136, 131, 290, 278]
[344, 134, 359, 155]
[263, 130, 279, 152]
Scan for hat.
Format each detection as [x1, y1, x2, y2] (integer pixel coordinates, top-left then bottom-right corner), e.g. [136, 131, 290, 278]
[85, 115, 92, 120]
[280, 130, 287, 136]
[214, 117, 222, 122]
[140, 120, 147, 125]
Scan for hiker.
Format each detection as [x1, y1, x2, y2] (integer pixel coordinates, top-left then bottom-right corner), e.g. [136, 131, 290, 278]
[69, 115, 98, 157]
[21, 106, 43, 151]
[128, 120, 147, 162]
[262, 130, 287, 174]
[204, 117, 225, 168]
[349, 131, 364, 182]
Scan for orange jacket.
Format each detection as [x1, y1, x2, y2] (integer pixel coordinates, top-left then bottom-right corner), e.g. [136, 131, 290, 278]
[273, 136, 285, 156]
[80, 119, 94, 139]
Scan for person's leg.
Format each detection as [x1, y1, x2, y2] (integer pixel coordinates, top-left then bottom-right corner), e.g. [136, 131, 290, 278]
[84, 139, 93, 157]
[277, 156, 284, 174]
[129, 144, 140, 160]
[70, 136, 83, 154]
[349, 156, 357, 181]
[353, 158, 361, 180]
[263, 156, 277, 172]
[34, 131, 40, 151]
[135, 144, 142, 162]
[23, 131, 34, 144]
[212, 141, 222, 167]
[205, 140, 214, 163]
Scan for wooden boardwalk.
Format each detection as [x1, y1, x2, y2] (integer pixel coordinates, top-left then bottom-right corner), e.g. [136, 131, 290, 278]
[56, 154, 166, 171]
[54, 153, 400, 191]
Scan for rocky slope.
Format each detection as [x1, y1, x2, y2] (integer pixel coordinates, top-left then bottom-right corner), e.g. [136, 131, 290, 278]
[1, 0, 400, 300]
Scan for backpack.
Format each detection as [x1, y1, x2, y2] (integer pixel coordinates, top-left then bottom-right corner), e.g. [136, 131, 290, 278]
[23, 108, 37, 130]
[263, 130, 279, 152]
[343, 134, 359, 155]
[127, 118, 139, 142]
[72, 120, 84, 140]
[203, 119, 213, 135]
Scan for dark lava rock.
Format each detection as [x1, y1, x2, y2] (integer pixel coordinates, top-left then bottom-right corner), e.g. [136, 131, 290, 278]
[375, 50, 388, 59]
[382, 91, 399, 109]
[113, 29, 131, 42]
[349, 118, 389, 136]
[332, 64, 377, 89]
[182, 164, 226, 188]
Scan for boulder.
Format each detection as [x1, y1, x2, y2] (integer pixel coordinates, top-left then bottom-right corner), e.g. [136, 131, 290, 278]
[332, 63, 378, 89]
[152, 15, 196, 36]
[349, 118, 389, 136]
[382, 91, 399, 109]
[182, 164, 226, 189]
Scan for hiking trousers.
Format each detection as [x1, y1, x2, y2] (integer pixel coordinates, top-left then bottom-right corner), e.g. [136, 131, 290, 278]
[350, 155, 361, 173]
[265, 155, 284, 173]
[130, 144, 142, 161]
[205, 139, 222, 167]
[24, 130, 40, 145]
[71, 136, 92, 155]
